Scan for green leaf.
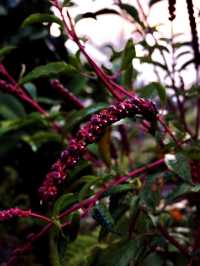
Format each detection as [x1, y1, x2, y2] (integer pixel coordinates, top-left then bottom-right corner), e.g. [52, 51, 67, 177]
[98, 127, 112, 167]
[0, 113, 49, 136]
[23, 83, 37, 99]
[78, 179, 96, 201]
[179, 58, 195, 71]
[121, 65, 137, 88]
[121, 39, 136, 70]
[164, 153, 192, 182]
[138, 82, 166, 105]
[92, 203, 115, 232]
[107, 183, 132, 195]
[63, 0, 74, 6]
[119, 4, 143, 27]
[21, 13, 63, 28]
[65, 103, 107, 131]
[149, 0, 164, 7]
[139, 56, 168, 72]
[0, 92, 25, 119]
[53, 193, 78, 217]
[140, 175, 160, 209]
[20, 62, 76, 84]
[75, 9, 119, 23]
[95, 239, 143, 266]
[0, 45, 16, 59]
[22, 131, 62, 152]
[143, 253, 164, 265]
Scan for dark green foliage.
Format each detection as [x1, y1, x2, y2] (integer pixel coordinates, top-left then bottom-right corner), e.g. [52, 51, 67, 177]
[0, 0, 200, 265]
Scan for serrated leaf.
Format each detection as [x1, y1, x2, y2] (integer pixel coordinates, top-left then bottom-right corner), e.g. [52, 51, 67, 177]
[20, 62, 76, 84]
[21, 13, 63, 28]
[53, 193, 78, 217]
[164, 153, 192, 181]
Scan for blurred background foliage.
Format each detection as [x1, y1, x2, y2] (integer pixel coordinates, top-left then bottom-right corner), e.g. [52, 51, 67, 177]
[0, 0, 200, 265]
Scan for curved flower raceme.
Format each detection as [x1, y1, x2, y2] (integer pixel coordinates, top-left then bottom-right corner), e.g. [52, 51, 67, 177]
[39, 96, 157, 201]
[0, 208, 31, 221]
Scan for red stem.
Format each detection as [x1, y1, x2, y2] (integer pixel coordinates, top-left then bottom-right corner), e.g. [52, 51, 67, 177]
[158, 224, 190, 258]
[0, 64, 48, 115]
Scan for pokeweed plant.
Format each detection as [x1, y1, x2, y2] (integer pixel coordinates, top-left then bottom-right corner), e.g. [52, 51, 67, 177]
[0, 0, 200, 265]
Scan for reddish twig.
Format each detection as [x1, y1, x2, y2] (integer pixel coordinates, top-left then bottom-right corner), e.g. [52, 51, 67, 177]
[0, 64, 48, 115]
[158, 224, 190, 258]
[51, 79, 84, 109]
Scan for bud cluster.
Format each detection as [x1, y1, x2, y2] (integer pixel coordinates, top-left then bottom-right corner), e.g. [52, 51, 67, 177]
[39, 96, 157, 201]
[0, 208, 31, 221]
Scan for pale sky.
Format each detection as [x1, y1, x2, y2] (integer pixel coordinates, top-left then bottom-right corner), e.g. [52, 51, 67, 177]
[52, 0, 200, 86]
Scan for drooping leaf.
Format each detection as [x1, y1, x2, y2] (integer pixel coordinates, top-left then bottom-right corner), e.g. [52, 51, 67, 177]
[179, 58, 195, 71]
[75, 9, 119, 23]
[20, 62, 76, 84]
[21, 13, 63, 28]
[119, 4, 143, 27]
[149, 0, 164, 7]
[175, 50, 192, 60]
[139, 56, 168, 72]
[164, 153, 192, 182]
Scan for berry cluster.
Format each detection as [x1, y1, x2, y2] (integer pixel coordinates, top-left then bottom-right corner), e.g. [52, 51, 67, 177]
[0, 208, 31, 221]
[39, 96, 157, 201]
